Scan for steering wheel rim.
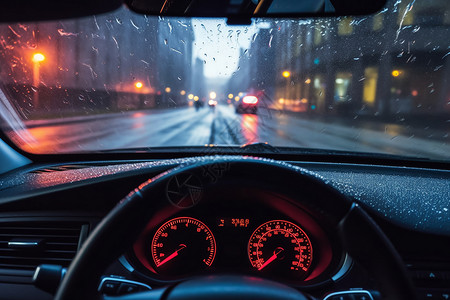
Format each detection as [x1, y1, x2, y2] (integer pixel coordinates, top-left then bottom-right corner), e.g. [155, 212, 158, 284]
[54, 156, 416, 300]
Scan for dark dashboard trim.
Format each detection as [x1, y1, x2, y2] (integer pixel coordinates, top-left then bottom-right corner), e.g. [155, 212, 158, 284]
[19, 151, 450, 171]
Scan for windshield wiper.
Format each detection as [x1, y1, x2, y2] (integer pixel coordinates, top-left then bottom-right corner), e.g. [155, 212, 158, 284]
[93, 143, 436, 161]
[96, 143, 281, 154]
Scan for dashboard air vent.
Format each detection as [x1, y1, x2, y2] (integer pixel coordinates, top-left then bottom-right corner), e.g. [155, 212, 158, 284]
[0, 222, 87, 270]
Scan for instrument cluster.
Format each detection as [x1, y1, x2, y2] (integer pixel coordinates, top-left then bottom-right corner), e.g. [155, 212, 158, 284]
[129, 190, 342, 285]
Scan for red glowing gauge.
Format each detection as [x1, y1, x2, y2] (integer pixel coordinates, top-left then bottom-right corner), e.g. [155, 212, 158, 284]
[248, 220, 313, 278]
[151, 217, 216, 276]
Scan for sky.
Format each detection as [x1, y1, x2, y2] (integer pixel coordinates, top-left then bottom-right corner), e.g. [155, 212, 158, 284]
[191, 19, 260, 78]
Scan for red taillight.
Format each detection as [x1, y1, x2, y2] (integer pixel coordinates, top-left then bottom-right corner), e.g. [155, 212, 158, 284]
[243, 96, 258, 104]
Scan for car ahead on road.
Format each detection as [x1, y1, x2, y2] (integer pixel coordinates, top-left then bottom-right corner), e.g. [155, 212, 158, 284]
[208, 99, 218, 108]
[235, 95, 259, 114]
[0, 1, 449, 300]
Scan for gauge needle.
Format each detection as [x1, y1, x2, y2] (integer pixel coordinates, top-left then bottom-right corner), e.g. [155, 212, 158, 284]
[157, 244, 186, 267]
[258, 248, 284, 271]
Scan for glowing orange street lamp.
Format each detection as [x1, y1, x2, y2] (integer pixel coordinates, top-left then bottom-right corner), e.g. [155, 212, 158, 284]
[135, 81, 143, 89]
[32, 53, 45, 63]
[32, 52, 46, 109]
[282, 71, 291, 102]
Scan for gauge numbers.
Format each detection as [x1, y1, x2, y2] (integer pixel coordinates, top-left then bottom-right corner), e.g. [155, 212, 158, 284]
[151, 217, 216, 276]
[248, 220, 313, 278]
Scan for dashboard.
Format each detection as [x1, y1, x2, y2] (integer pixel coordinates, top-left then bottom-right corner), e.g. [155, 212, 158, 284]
[0, 156, 449, 300]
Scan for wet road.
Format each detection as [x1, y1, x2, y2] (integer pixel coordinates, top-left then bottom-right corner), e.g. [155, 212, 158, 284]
[15, 104, 450, 159]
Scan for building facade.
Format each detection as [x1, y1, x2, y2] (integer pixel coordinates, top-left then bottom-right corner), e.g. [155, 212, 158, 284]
[0, 8, 195, 117]
[229, 0, 449, 117]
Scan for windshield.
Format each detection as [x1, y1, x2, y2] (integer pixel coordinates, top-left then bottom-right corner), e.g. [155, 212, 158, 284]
[0, 0, 449, 160]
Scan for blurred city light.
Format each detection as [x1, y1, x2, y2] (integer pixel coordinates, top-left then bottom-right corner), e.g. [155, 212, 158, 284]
[165, 87, 171, 93]
[235, 96, 240, 101]
[243, 95, 258, 104]
[392, 70, 400, 77]
[194, 96, 199, 101]
[188, 94, 194, 99]
[282, 71, 291, 78]
[32, 53, 45, 63]
[209, 92, 217, 99]
[135, 82, 143, 89]
[305, 78, 311, 84]
[180, 90, 186, 95]
[228, 94, 233, 99]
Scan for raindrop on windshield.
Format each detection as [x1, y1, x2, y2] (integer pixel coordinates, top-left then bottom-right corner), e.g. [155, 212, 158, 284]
[252, 33, 258, 42]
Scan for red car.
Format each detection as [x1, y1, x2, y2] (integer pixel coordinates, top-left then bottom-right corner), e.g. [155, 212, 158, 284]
[235, 95, 258, 114]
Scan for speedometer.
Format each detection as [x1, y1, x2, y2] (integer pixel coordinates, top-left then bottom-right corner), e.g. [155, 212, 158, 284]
[151, 217, 216, 276]
[248, 220, 313, 279]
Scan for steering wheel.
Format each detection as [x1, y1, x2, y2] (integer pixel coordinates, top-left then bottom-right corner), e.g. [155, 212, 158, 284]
[54, 157, 416, 300]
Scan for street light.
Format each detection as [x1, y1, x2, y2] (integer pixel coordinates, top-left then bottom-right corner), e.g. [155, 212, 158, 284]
[165, 87, 171, 93]
[209, 92, 217, 99]
[282, 71, 291, 106]
[180, 90, 186, 95]
[32, 52, 46, 109]
[32, 53, 45, 63]
[188, 94, 194, 100]
[135, 81, 143, 89]
[228, 94, 233, 99]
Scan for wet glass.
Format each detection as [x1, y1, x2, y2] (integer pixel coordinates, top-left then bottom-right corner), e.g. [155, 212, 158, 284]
[0, 0, 448, 160]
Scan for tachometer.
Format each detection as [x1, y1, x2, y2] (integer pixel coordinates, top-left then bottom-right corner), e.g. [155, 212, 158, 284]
[151, 217, 216, 276]
[248, 220, 312, 279]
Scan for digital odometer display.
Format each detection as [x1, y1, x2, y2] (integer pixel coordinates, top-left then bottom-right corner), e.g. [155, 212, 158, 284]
[151, 217, 216, 276]
[248, 220, 313, 279]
